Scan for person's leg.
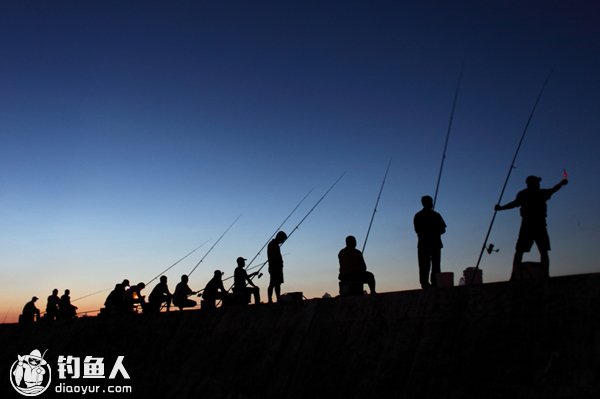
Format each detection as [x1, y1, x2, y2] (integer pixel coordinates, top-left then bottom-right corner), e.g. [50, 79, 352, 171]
[511, 250, 524, 281]
[431, 249, 441, 287]
[252, 286, 261, 304]
[417, 247, 431, 289]
[274, 284, 281, 301]
[267, 284, 274, 303]
[364, 271, 376, 294]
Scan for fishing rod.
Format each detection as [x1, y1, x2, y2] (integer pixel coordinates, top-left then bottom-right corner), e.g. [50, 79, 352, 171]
[244, 188, 314, 271]
[433, 63, 464, 209]
[188, 214, 242, 277]
[71, 239, 212, 303]
[471, 70, 553, 282]
[287, 172, 346, 240]
[362, 159, 392, 254]
[146, 239, 211, 285]
[251, 172, 346, 279]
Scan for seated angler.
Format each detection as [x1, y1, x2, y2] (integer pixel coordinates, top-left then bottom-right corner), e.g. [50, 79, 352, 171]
[20, 296, 41, 325]
[59, 289, 78, 320]
[233, 257, 261, 305]
[104, 283, 126, 316]
[45, 289, 60, 321]
[338, 235, 376, 295]
[201, 270, 229, 309]
[172, 274, 198, 311]
[147, 275, 172, 313]
[123, 282, 146, 313]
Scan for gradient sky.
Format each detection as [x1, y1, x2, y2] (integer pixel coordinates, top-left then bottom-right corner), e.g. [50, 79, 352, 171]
[1, 1, 599, 323]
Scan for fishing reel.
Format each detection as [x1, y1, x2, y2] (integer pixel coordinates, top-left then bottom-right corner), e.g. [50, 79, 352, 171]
[486, 243, 499, 254]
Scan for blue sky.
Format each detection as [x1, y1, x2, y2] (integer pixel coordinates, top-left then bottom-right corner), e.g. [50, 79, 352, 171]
[1, 1, 599, 322]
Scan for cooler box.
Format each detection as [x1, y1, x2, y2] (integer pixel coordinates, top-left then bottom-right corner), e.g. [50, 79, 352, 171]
[435, 272, 454, 287]
[463, 267, 483, 285]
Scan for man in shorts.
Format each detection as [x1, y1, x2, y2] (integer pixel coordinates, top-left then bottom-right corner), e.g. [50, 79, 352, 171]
[495, 175, 568, 280]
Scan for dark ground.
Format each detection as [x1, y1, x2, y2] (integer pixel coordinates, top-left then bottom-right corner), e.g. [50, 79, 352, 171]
[2, 273, 600, 399]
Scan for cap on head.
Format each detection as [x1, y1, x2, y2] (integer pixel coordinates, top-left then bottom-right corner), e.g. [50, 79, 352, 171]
[214, 270, 223, 277]
[236, 257, 246, 266]
[32, 296, 38, 301]
[181, 274, 189, 282]
[526, 175, 542, 185]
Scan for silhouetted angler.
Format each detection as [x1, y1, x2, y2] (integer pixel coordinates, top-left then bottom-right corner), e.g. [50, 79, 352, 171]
[338, 235, 376, 295]
[233, 257, 261, 304]
[123, 282, 146, 313]
[104, 283, 126, 316]
[148, 275, 172, 313]
[45, 289, 60, 321]
[173, 274, 197, 310]
[414, 195, 447, 289]
[201, 270, 229, 308]
[20, 296, 40, 324]
[59, 289, 78, 320]
[495, 175, 568, 280]
[267, 231, 287, 303]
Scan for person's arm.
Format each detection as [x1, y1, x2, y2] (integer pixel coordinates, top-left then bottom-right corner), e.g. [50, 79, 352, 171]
[548, 179, 568, 196]
[246, 272, 258, 287]
[359, 252, 367, 273]
[495, 197, 519, 211]
[439, 215, 447, 235]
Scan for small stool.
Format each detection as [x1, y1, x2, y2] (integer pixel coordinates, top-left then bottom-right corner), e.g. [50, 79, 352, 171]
[339, 281, 364, 296]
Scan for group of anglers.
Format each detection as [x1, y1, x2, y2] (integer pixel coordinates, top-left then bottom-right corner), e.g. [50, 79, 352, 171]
[19, 289, 78, 324]
[18, 174, 567, 323]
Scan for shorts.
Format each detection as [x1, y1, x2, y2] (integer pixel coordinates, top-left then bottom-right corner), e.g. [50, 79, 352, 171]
[516, 223, 550, 252]
[269, 267, 284, 285]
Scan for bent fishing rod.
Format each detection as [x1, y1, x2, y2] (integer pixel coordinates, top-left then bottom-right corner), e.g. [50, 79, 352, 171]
[433, 63, 464, 209]
[188, 214, 242, 277]
[251, 171, 346, 279]
[471, 70, 553, 282]
[362, 159, 392, 254]
[244, 188, 314, 271]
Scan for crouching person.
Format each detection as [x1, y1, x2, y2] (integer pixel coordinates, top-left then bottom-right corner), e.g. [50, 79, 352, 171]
[172, 274, 197, 311]
[200, 270, 229, 309]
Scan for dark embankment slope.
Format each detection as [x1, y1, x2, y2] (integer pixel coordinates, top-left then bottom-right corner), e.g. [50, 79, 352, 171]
[2, 273, 600, 398]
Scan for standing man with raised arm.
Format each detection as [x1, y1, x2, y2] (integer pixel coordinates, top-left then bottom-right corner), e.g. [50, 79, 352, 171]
[495, 175, 568, 280]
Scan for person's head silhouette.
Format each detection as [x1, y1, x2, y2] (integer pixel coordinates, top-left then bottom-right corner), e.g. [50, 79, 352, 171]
[421, 195, 434, 210]
[345, 235, 357, 248]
